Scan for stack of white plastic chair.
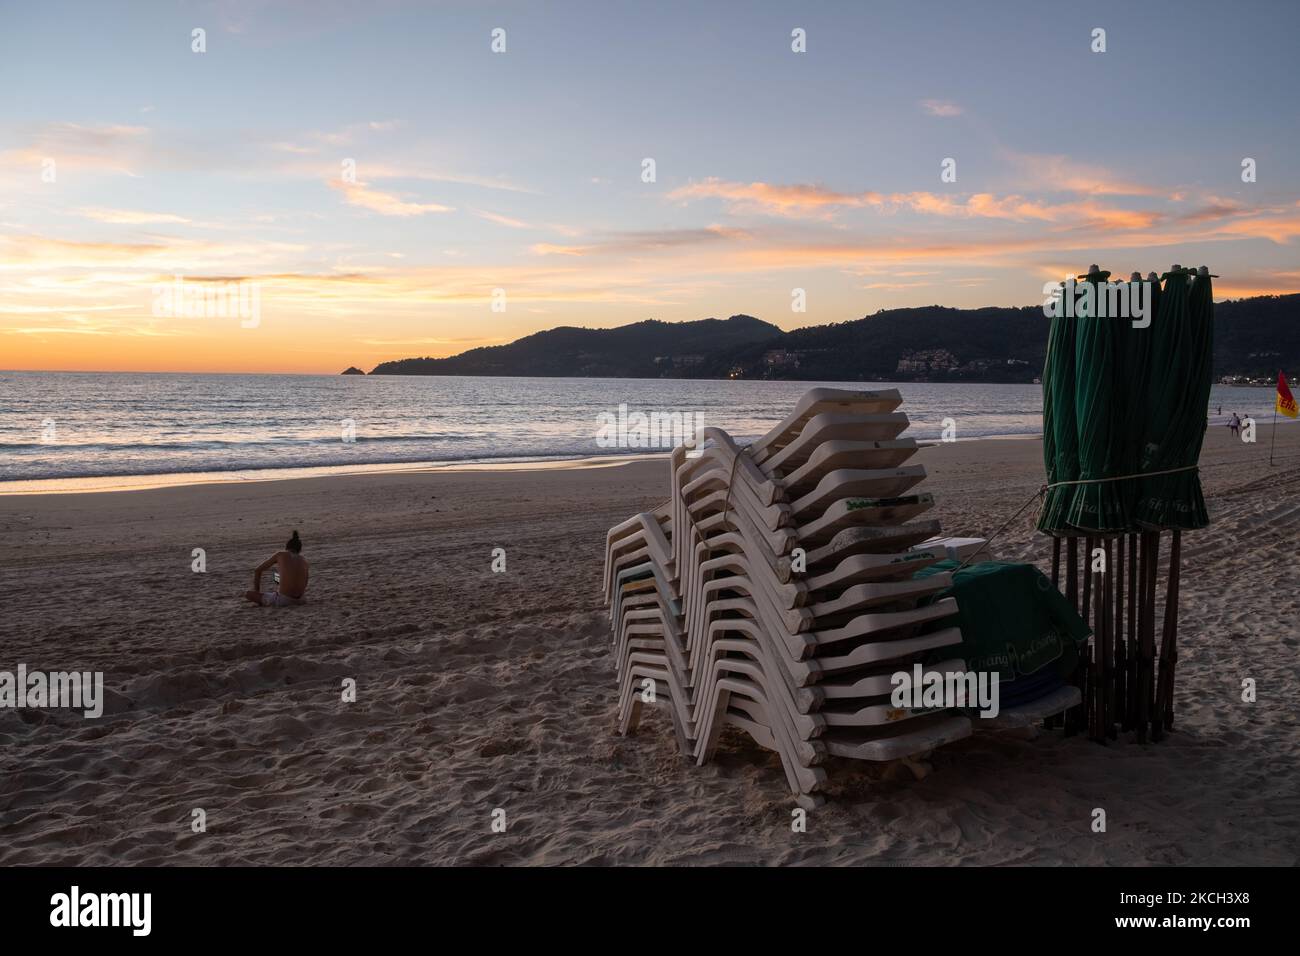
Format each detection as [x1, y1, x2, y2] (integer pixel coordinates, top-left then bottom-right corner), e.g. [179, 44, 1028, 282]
[604, 388, 978, 807]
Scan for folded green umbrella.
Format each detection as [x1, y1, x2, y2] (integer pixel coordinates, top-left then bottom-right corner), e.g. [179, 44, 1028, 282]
[1037, 281, 1080, 535]
[1114, 272, 1160, 523]
[1067, 267, 1128, 532]
[1187, 269, 1216, 495]
[1135, 266, 1210, 529]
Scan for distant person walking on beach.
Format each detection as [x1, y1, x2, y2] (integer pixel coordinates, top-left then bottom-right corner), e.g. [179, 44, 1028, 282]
[1228, 413, 1241, 437]
[244, 530, 309, 606]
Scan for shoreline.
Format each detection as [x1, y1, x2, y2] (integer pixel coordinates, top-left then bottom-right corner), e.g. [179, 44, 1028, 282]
[0, 433, 1044, 496]
[4, 417, 1291, 496]
[0, 452, 665, 496]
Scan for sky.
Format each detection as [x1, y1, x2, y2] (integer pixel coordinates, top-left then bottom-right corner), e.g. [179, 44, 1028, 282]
[1, 0, 1298, 374]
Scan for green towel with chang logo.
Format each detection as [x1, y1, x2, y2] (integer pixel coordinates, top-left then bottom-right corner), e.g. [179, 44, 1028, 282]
[916, 560, 1091, 682]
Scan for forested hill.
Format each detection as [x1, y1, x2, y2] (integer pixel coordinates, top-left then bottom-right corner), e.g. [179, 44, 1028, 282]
[361, 294, 1300, 383]
[368, 315, 781, 378]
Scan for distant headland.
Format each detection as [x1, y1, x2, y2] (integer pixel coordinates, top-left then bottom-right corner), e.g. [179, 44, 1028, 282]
[342, 294, 1299, 383]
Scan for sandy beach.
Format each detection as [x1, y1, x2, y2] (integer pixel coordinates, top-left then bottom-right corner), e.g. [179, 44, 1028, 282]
[2, 424, 1297, 866]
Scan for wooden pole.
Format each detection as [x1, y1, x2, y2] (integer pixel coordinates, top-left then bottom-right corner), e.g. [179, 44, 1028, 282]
[1066, 537, 1079, 612]
[1115, 535, 1127, 730]
[1156, 530, 1182, 734]
[1125, 533, 1138, 730]
[1154, 535, 1164, 743]
[1104, 537, 1116, 740]
[1082, 535, 1095, 630]
[1116, 534, 1125, 643]
[1083, 535, 1099, 739]
[1136, 531, 1161, 743]
[1136, 532, 1150, 742]
[1089, 538, 1105, 742]
[1046, 534, 1064, 730]
[1065, 536, 1086, 736]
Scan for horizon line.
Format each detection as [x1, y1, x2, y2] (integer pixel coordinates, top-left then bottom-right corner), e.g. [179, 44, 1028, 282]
[7, 289, 1296, 376]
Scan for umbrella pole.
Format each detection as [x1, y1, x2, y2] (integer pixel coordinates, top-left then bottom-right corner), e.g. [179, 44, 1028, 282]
[1080, 535, 1091, 738]
[1149, 531, 1163, 741]
[1136, 532, 1150, 742]
[1115, 534, 1127, 730]
[1089, 539, 1105, 742]
[1125, 533, 1138, 730]
[1137, 530, 1161, 743]
[1092, 542, 1103, 742]
[1104, 537, 1117, 740]
[1083, 535, 1097, 737]
[1067, 537, 1079, 612]
[1102, 535, 1112, 738]
[1082, 536, 1095, 630]
[1064, 537, 1084, 736]
[1045, 535, 1064, 730]
[1156, 530, 1182, 735]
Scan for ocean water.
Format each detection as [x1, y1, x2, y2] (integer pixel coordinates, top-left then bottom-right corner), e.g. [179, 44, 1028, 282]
[0, 371, 1279, 483]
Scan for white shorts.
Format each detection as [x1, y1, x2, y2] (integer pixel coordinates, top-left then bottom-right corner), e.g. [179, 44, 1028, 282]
[260, 591, 305, 607]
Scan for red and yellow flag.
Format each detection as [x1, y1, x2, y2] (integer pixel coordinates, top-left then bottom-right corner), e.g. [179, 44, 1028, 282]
[1278, 371, 1299, 419]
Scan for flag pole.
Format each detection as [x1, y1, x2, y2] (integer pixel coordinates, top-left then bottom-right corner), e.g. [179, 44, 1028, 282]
[1271, 407, 1278, 466]
[1270, 372, 1279, 467]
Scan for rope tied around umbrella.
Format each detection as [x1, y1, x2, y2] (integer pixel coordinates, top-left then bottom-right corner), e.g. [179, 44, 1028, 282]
[1044, 463, 1199, 490]
[957, 463, 1201, 570]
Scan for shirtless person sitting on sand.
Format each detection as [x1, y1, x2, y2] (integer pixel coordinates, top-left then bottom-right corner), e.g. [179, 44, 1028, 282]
[243, 530, 310, 607]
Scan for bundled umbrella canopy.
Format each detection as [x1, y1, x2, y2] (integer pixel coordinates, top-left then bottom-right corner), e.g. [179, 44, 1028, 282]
[1116, 273, 1160, 520]
[1037, 265, 1212, 536]
[1066, 268, 1128, 533]
[1135, 268, 1212, 530]
[1037, 283, 1079, 535]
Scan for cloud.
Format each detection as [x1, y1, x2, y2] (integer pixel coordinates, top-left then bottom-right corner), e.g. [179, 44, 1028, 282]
[4, 325, 110, 335]
[0, 233, 307, 271]
[669, 178, 882, 218]
[669, 178, 1164, 229]
[0, 303, 133, 314]
[532, 226, 750, 257]
[921, 99, 962, 117]
[1005, 152, 1160, 197]
[473, 209, 532, 229]
[326, 161, 534, 194]
[1213, 281, 1300, 298]
[360, 335, 491, 346]
[0, 122, 151, 177]
[1214, 212, 1300, 244]
[961, 195, 1162, 231]
[329, 179, 453, 217]
[861, 280, 931, 290]
[78, 207, 192, 225]
[270, 142, 319, 155]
